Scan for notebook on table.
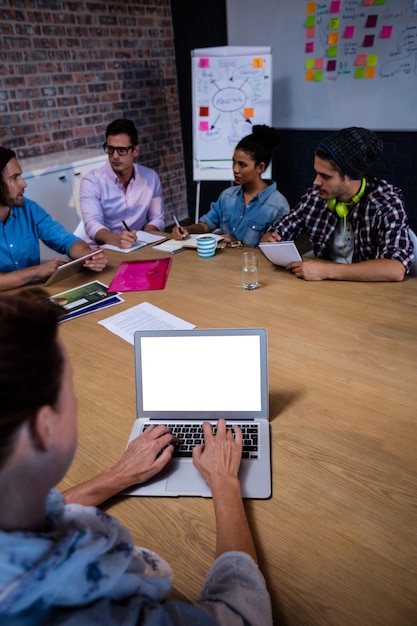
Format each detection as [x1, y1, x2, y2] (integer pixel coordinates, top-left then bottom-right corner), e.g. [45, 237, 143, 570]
[259, 241, 302, 267]
[124, 327, 271, 499]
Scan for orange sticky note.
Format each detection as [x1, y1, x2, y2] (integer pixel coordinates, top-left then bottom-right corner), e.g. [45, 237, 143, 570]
[244, 107, 254, 118]
[199, 106, 209, 117]
[365, 67, 376, 78]
[305, 70, 314, 81]
[306, 2, 316, 14]
[253, 57, 263, 68]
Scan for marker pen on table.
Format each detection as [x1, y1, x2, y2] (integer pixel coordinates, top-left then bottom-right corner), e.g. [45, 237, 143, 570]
[173, 215, 184, 235]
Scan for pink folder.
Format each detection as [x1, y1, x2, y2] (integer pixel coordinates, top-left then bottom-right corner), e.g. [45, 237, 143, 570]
[108, 257, 172, 292]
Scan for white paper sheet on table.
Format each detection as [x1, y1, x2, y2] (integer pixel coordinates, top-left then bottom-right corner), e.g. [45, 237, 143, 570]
[98, 301, 196, 344]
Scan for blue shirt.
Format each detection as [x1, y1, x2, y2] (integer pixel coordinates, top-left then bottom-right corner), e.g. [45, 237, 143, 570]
[0, 198, 79, 272]
[200, 181, 289, 247]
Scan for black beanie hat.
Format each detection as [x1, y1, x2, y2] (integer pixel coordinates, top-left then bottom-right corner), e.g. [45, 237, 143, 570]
[319, 127, 383, 179]
[0, 147, 16, 174]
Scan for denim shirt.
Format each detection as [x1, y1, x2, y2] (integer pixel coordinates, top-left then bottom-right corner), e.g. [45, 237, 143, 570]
[0, 198, 79, 272]
[201, 182, 289, 247]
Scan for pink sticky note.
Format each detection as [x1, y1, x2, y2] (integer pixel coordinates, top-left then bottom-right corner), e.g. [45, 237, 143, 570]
[363, 0, 374, 5]
[330, 1, 341, 13]
[306, 27, 315, 39]
[314, 58, 324, 69]
[344, 26, 355, 38]
[199, 121, 209, 132]
[198, 57, 210, 68]
[355, 54, 367, 66]
[380, 25, 393, 38]
[305, 42, 315, 53]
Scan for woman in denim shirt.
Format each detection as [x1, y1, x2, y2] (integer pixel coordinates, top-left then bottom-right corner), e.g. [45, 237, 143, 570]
[172, 125, 289, 247]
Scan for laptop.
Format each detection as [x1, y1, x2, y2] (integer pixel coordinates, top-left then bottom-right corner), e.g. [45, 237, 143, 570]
[259, 241, 302, 267]
[124, 328, 271, 499]
[44, 249, 103, 286]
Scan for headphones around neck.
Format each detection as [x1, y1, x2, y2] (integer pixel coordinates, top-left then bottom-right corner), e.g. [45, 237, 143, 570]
[328, 178, 366, 218]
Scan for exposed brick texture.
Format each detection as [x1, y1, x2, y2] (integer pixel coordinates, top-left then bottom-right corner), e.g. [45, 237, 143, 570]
[0, 0, 187, 224]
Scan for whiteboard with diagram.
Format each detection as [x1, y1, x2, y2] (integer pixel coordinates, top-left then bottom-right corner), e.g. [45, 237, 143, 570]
[191, 46, 273, 181]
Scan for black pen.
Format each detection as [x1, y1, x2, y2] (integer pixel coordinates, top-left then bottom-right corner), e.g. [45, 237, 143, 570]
[173, 215, 184, 235]
[122, 220, 131, 232]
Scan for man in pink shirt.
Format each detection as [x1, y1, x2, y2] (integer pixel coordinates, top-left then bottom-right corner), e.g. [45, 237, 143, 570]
[80, 119, 165, 249]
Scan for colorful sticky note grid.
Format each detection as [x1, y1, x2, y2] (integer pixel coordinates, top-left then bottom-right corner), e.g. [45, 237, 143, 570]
[199, 106, 209, 117]
[328, 32, 339, 44]
[243, 107, 254, 118]
[306, 2, 316, 14]
[363, 34, 375, 47]
[198, 58, 209, 68]
[199, 121, 209, 131]
[366, 15, 378, 27]
[330, 1, 341, 13]
[327, 60, 337, 71]
[253, 57, 263, 68]
[380, 25, 392, 38]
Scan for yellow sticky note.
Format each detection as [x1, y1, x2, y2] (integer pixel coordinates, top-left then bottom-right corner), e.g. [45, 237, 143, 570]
[305, 58, 315, 70]
[329, 18, 339, 29]
[253, 57, 263, 68]
[367, 54, 378, 67]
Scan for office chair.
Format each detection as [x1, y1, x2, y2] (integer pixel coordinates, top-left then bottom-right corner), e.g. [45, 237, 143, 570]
[408, 228, 417, 276]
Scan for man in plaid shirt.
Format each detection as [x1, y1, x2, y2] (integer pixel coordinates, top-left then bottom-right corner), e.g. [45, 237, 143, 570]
[261, 127, 414, 282]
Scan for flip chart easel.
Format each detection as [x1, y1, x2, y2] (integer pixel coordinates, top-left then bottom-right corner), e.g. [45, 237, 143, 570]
[191, 46, 272, 222]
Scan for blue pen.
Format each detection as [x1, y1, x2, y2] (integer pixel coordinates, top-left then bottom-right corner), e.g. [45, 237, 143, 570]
[173, 215, 184, 235]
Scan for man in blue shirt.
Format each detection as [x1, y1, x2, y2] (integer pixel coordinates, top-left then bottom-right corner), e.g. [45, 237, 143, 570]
[0, 146, 107, 291]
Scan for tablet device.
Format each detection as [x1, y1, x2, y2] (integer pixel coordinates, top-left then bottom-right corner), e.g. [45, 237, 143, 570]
[259, 241, 302, 267]
[44, 249, 103, 286]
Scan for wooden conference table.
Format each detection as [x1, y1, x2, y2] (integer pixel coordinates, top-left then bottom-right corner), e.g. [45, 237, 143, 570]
[48, 242, 416, 625]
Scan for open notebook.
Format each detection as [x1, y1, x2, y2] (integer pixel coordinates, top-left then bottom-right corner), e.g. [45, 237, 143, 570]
[124, 328, 271, 498]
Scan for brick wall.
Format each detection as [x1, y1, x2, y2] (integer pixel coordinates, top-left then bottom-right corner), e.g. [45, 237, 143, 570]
[0, 0, 187, 224]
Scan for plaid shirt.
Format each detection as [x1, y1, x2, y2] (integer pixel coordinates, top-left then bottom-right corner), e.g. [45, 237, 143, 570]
[268, 176, 414, 271]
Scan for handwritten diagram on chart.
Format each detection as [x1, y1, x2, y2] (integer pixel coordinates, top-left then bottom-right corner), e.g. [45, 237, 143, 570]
[192, 48, 272, 170]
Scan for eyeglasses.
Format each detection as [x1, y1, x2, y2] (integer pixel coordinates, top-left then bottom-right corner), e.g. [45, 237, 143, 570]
[103, 143, 135, 156]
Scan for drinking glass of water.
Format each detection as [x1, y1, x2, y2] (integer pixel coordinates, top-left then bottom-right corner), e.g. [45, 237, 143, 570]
[242, 251, 259, 290]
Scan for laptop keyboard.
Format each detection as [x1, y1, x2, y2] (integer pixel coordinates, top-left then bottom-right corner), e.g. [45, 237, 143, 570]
[143, 422, 259, 459]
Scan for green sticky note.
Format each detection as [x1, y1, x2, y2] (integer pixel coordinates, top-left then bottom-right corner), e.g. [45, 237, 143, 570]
[328, 46, 338, 57]
[375, 0, 385, 5]
[306, 15, 316, 27]
[354, 67, 366, 78]
[314, 70, 323, 81]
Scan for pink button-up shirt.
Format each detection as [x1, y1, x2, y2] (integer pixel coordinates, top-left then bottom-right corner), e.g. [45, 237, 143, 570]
[80, 160, 165, 244]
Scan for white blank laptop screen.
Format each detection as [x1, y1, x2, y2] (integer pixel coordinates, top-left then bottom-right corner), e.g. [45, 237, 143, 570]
[139, 334, 262, 412]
